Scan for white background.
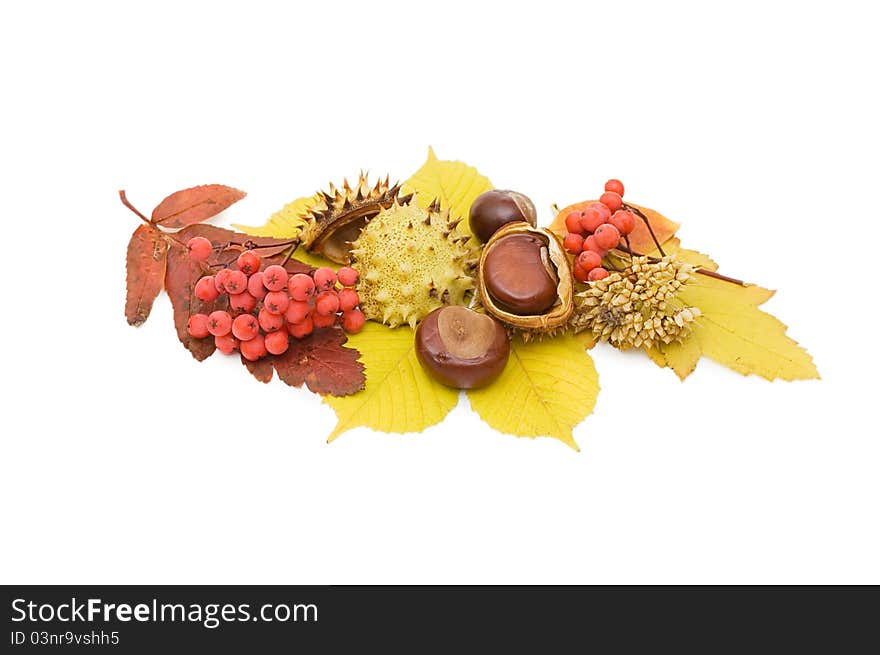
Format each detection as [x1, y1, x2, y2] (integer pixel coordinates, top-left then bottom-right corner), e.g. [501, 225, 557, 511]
[1, 1, 877, 584]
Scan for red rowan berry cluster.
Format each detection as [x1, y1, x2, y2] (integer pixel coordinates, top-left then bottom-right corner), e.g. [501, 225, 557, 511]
[562, 179, 638, 283]
[184, 239, 365, 361]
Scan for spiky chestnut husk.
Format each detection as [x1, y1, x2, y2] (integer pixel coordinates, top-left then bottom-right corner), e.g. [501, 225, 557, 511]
[476, 223, 573, 339]
[570, 255, 701, 349]
[350, 198, 477, 328]
[300, 172, 412, 264]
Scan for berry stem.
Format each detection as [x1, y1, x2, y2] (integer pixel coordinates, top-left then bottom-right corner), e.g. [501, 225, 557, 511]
[623, 234, 633, 264]
[613, 243, 744, 286]
[622, 202, 665, 257]
[242, 238, 302, 251]
[118, 190, 151, 225]
[278, 239, 302, 267]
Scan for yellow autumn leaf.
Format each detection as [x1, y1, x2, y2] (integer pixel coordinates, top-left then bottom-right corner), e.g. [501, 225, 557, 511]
[233, 193, 319, 238]
[647, 274, 818, 381]
[402, 147, 493, 234]
[323, 322, 460, 441]
[653, 237, 719, 271]
[466, 335, 600, 450]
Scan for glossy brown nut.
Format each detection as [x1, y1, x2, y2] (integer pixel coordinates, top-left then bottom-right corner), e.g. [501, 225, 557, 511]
[482, 233, 558, 316]
[468, 189, 537, 243]
[414, 306, 510, 389]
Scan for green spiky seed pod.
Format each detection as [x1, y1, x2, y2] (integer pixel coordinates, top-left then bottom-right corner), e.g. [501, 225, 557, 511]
[350, 199, 477, 328]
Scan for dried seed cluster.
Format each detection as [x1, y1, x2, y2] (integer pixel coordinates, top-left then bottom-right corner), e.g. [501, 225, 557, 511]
[571, 256, 701, 349]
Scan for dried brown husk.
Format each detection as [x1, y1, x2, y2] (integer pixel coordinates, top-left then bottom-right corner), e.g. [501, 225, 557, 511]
[301, 172, 411, 264]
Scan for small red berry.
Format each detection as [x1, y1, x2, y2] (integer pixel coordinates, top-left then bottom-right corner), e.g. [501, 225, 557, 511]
[228, 291, 257, 314]
[572, 264, 590, 283]
[312, 311, 337, 328]
[206, 310, 232, 336]
[284, 300, 311, 325]
[565, 211, 584, 234]
[240, 333, 267, 361]
[214, 268, 232, 293]
[599, 191, 623, 213]
[236, 251, 261, 275]
[195, 276, 219, 302]
[337, 267, 359, 287]
[288, 273, 316, 301]
[313, 267, 337, 291]
[583, 235, 607, 257]
[337, 288, 360, 312]
[264, 329, 290, 355]
[187, 236, 212, 262]
[315, 291, 340, 316]
[579, 207, 607, 233]
[604, 179, 625, 197]
[262, 265, 289, 292]
[224, 270, 247, 295]
[588, 202, 612, 223]
[576, 250, 602, 272]
[264, 290, 290, 315]
[341, 309, 365, 334]
[232, 313, 260, 341]
[563, 232, 584, 255]
[609, 210, 636, 236]
[247, 271, 268, 300]
[187, 313, 211, 338]
[593, 223, 621, 251]
[288, 316, 314, 339]
[214, 333, 239, 355]
[258, 307, 285, 332]
[588, 267, 609, 281]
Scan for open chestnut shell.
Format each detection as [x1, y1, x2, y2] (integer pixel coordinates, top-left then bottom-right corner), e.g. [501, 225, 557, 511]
[415, 306, 510, 389]
[477, 222, 573, 331]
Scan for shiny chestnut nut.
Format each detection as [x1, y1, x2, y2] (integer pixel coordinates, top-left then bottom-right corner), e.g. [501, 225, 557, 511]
[477, 223, 573, 332]
[482, 233, 558, 316]
[468, 189, 537, 243]
[415, 306, 510, 389]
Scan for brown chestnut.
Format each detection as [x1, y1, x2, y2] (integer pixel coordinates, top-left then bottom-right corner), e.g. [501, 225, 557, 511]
[482, 233, 558, 316]
[468, 189, 537, 243]
[414, 306, 510, 389]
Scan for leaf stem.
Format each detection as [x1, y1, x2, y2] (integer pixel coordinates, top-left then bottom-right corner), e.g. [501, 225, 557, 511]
[118, 190, 151, 224]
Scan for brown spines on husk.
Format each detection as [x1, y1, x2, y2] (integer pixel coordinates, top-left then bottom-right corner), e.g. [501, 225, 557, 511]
[301, 172, 411, 264]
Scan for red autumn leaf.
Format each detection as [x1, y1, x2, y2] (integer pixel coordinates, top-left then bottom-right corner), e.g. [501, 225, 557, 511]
[125, 224, 168, 326]
[164, 238, 220, 361]
[272, 327, 366, 396]
[242, 356, 274, 383]
[151, 184, 246, 229]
